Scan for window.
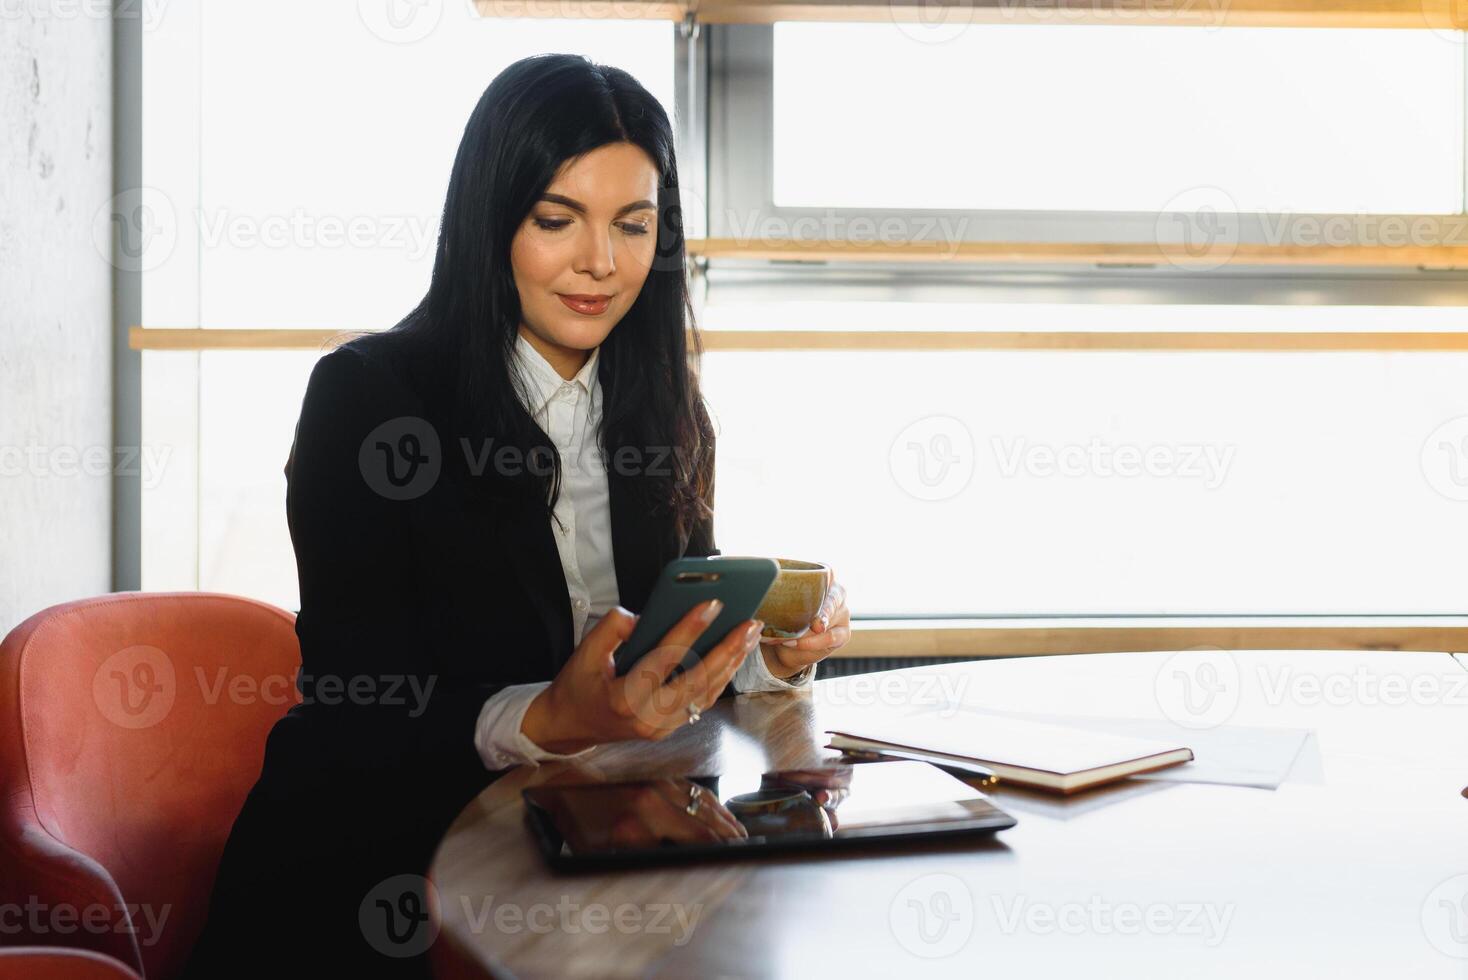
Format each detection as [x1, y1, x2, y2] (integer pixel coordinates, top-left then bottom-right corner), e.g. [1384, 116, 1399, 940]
[138, 13, 1468, 620]
[700, 298, 1468, 615]
[772, 23, 1465, 214]
[696, 22, 1468, 617]
[141, 3, 675, 608]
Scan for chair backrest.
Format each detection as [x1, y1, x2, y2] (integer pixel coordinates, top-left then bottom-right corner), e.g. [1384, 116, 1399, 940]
[0, 593, 300, 979]
[0, 947, 144, 980]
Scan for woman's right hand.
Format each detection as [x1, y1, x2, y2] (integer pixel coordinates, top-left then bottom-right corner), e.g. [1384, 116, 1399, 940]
[520, 600, 761, 755]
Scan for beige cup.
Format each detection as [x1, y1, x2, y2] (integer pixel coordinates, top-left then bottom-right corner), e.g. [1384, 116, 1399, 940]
[755, 558, 831, 639]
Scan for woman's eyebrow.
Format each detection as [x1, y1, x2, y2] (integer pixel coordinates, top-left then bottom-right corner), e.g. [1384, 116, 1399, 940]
[539, 192, 657, 216]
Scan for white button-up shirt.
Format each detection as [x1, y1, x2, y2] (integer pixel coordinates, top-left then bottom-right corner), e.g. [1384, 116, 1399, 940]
[473, 332, 814, 770]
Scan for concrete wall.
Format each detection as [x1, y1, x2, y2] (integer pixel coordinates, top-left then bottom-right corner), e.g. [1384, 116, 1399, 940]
[0, 11, 115, 635]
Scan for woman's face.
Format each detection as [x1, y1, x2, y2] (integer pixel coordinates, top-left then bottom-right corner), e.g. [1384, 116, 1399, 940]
[510, 141, 661, 375]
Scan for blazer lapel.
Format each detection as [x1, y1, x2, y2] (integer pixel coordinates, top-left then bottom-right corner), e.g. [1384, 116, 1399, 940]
[436, 442, 674, 675]
[435, 480, 573, 675]
[497, 496, 575, 670]
[498, 466, 670, 675]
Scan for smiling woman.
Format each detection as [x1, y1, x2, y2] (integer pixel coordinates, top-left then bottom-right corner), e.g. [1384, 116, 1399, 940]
[511, 145, 662, 376]
[180, 53, 849, 979]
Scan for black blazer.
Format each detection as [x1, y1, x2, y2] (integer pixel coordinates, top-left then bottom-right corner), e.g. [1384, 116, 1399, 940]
[185, 334, 718, 978]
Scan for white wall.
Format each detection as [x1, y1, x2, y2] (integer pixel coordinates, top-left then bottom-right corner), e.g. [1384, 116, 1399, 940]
[0, 10, 115, 635]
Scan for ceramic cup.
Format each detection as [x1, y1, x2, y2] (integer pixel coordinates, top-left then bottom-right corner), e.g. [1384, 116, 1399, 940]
[755, 558, 830, 640]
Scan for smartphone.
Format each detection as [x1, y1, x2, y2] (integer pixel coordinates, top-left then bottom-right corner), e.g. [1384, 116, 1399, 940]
[612, 556, 779, 678]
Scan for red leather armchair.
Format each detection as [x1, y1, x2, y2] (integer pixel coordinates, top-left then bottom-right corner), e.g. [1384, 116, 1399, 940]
[0, 593, 300, 979]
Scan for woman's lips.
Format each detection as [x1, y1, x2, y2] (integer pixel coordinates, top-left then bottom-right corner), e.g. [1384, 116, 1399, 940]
[558, 294, 612, 316]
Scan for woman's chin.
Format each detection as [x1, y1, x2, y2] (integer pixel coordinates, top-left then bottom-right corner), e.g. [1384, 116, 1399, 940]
[548, 317, 618, 350]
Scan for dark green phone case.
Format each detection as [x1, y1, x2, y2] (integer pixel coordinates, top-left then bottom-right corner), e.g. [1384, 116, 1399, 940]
[612, 556, 779, 678]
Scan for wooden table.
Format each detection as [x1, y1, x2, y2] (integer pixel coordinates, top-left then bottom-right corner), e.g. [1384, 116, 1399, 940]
[427, 650, 1468, 978]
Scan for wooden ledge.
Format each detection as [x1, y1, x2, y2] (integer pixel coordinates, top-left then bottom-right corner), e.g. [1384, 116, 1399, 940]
[129, 327, 1468, 353]
[475, 0, 1468, 30]
[836, 618, 1468, 658]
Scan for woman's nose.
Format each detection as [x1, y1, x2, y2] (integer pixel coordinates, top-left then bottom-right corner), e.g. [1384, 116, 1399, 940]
[572, 228, 615, 280]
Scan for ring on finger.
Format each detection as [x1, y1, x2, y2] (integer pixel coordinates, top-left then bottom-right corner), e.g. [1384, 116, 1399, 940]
[685, 784, 702, 816]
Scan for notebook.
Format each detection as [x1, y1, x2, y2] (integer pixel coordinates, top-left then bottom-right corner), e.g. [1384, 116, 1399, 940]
[827, 712, 1194, 795]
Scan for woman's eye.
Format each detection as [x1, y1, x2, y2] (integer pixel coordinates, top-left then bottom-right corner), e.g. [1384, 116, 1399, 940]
[531, 217, 649, 235]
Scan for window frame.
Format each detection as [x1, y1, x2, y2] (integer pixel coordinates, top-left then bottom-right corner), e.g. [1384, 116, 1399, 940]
[703, 24, 1468, 294]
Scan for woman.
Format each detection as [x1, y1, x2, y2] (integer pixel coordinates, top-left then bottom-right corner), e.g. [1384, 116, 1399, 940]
[185, 54, 850, 977]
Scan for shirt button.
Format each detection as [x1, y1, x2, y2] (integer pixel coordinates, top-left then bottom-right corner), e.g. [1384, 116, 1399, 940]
[574, 598, 586, 610]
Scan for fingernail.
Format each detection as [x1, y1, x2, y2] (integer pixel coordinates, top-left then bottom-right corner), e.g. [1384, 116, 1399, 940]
[744, 621, 763, 644]
[781, 639, 797, 647]
[700, 599, 723, 623]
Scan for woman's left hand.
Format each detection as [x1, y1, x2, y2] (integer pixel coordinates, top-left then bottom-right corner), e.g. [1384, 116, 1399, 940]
[760, 570, 849, 679]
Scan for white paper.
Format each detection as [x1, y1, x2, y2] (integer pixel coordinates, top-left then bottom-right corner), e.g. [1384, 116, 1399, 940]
[938, 707, 1311, 790]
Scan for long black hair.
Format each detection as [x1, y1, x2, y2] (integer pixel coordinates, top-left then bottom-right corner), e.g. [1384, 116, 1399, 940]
[377, 53, 712, 541]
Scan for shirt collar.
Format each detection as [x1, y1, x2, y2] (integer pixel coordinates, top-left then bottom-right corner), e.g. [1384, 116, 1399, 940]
[511, 332, 601, 415]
